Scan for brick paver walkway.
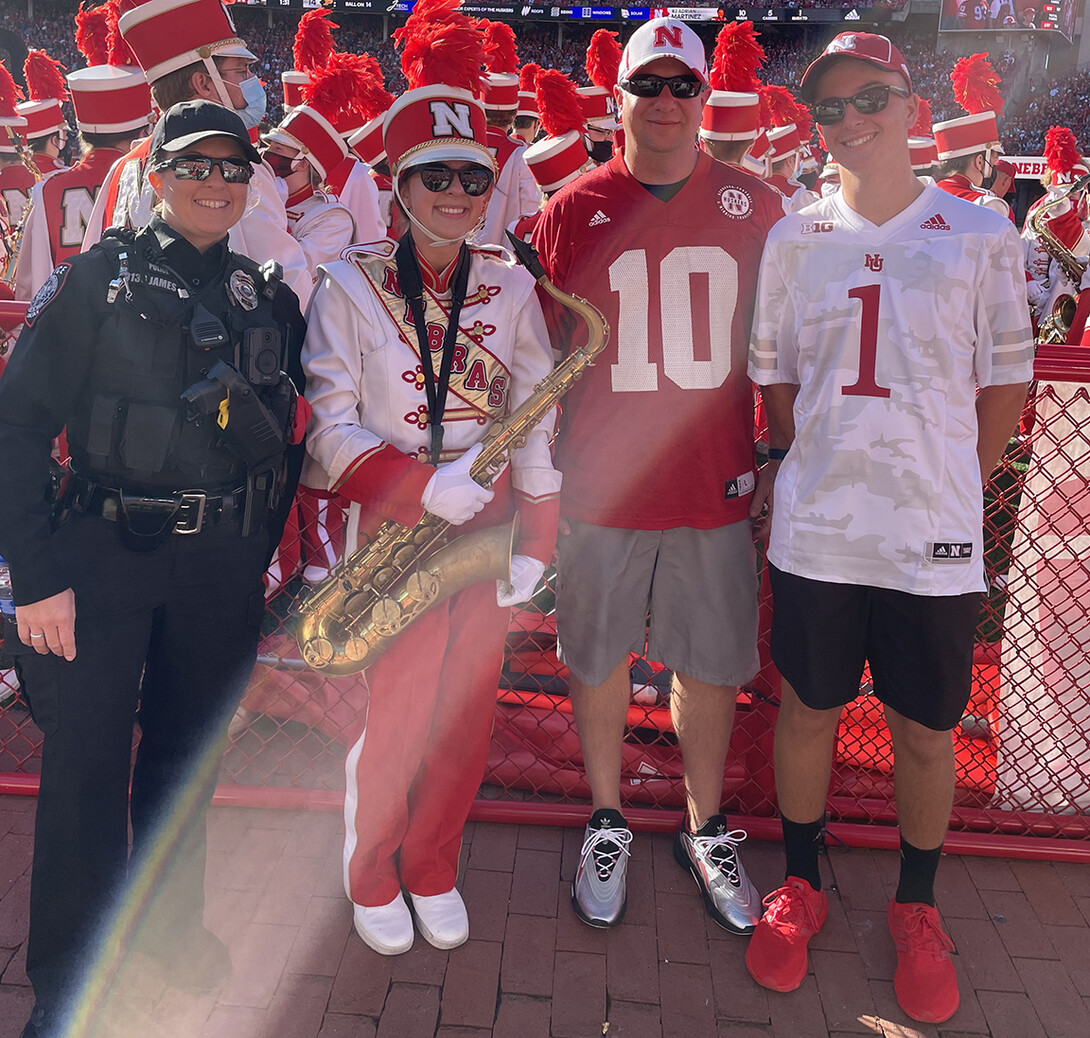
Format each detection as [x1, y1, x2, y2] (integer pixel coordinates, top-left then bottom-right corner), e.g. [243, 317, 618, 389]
[1, 795, 1088, 1037]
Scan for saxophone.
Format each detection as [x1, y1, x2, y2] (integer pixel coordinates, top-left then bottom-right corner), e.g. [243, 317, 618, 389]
[294, 233, 609, 675]
[1030, 173, 1090, 345]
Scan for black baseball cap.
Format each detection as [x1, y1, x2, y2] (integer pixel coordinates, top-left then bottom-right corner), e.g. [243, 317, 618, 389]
[150, 100, 261, 164]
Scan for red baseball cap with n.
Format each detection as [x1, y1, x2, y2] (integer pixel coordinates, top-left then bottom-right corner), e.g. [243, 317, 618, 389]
[798, 33, 912, 101]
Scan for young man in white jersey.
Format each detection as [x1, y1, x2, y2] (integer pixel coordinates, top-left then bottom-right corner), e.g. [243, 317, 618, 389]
[533, 18, 783, 936]
[746, 33, 1033, 1025]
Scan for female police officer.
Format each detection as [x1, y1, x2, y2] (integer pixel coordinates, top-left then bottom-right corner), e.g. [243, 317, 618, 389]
[0, 100, 305, 1038]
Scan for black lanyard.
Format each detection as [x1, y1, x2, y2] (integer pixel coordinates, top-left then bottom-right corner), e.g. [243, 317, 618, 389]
[395, 234, 472, 465]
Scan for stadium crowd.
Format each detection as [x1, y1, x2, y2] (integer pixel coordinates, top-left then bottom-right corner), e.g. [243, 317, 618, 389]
[0, 2, 1083, 154]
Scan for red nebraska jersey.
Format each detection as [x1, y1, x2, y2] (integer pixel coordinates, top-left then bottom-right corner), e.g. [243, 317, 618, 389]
[533, 151, 782, 530]
[0, 163, 35, 228]
[40, 148, 123, 264]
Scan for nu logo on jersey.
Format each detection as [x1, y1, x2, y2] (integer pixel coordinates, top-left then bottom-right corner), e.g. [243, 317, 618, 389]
[717, 186, 752, 219]
[652, 24, 683, 48]
[429, 100, 475, 140]
[864, 253, 884, 272]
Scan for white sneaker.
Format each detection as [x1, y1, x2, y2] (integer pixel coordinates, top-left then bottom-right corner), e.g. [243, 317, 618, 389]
[353, 893, 414, 955]
[409, 888, 469, 949]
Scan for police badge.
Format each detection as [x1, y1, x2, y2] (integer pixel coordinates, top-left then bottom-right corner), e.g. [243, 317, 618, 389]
[227, 269, 258, 311]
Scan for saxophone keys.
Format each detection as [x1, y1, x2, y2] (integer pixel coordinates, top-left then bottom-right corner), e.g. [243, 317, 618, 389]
[302, 637, 335, 669]
[372, 597, 404, 636]
[405, 570, 440, 604]
[344, 636, 369, 663]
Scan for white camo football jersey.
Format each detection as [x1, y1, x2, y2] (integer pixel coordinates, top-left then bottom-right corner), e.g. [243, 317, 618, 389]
[749, 183, 1034, 595]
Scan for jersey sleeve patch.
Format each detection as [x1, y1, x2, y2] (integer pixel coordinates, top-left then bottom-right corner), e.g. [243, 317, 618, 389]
[25, 263, 71, 328]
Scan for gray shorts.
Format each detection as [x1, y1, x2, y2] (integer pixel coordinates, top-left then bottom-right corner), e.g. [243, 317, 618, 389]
[555, 519, 760, 687]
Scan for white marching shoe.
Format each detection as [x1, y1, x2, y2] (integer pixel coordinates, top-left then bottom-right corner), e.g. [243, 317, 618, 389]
[409, 888, 470, 949]
[353, 893, 414, 955]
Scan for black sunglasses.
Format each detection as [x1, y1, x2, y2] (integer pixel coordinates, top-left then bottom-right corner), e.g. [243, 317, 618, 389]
[413, 163, 495, 197]
[618, 74, 704, 100]
[810, 85, 911, 126]
[153, 154, 254, 184]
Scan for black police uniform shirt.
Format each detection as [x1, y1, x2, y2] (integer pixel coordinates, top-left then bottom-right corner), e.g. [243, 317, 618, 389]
[0, 214, 307, 607]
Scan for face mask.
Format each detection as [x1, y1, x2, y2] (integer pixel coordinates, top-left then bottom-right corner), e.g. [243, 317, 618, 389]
[264, 152, 296, 179]
[588, 139, 613, 164]
[236, 76, 267, 132]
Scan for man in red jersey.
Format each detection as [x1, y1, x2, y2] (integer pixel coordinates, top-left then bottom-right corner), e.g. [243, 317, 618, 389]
[533, 16, 783, 934]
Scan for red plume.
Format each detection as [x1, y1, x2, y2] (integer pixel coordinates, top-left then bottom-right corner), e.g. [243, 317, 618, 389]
[535, 69, 585, 138]
[709, 21, 765, 93]
[1044, 126, 1080, 176]
[518, 61, 540, 94]
[0, 61, 24, 118]
[75, 3, 112, 67]
[24, 50, 69, 103]
[104, 1, 139, 67]
[293, 9, 339, 73]
[759, 83, 799, 129]
[482, 21, 518, 74]
[394, 0, 487, 97]
[909, 96, 932, 137]
[302, 52, 381, 125]
[585, 29, 621, 90]
[951, 52, 1004, 118]
[352, 52, 395, 123]
[793, 100, 813, 144]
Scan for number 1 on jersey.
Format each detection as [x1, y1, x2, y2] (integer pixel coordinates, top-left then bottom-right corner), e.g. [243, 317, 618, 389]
[842, 283, 890, 399]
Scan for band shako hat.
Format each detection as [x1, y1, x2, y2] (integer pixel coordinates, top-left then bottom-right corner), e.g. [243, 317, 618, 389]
[481, 21, 519, 112]
[908, 137, 938, 172]
[69, 4, 153, 135]
[517, 63, 539, 119]
[0, 61, 27, 155]
[701, 20, 763, 142]
[798, 32, 912, 102]
[578, 29, 622, 131]
[117, 0, 257, 85]
[524, 69, 589, 194]
[934, 53, 1004, 161]
[1043, 126, 1088, 185]
[18, 50, 69, 140]
[282, 9, 338, 110]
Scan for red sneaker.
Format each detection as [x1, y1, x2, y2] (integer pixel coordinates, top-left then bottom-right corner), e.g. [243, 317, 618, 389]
[745, 877, 829, 992]
[888, 900, 960, 1023]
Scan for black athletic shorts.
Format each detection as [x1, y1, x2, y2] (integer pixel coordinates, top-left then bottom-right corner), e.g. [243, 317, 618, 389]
[768, 565, 983, 732]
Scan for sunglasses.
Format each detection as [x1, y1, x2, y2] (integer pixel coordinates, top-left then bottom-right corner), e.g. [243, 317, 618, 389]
[413, 164, 495, 197]
[810, 85, 911, 126]
[153, 155, 254, 184]
[618, 74, 704, 100]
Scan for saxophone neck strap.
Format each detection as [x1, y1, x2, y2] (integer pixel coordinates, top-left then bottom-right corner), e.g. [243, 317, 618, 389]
[395, 233, 472, 465]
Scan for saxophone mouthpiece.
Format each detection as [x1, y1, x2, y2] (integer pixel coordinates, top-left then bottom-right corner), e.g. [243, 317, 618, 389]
[504, 231, 548, 282]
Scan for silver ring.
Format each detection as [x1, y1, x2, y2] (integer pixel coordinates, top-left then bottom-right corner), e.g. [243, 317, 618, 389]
[29, 632, 45, 639]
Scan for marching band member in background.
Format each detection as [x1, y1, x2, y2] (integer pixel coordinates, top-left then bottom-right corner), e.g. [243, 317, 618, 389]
[17, 50, 72, 178]
[302, 0, 559, 956]
[0, 63, 31, 269]
[82, 0, 311, 303]
[699, 21, 765, 173]
[578, 29, 622, 166]
[15, 7, 153, 299]
[513, 62, 541, 143]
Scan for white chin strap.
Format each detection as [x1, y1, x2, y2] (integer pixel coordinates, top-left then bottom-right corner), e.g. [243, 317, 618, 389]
[392, 174, 486, 250]
[203, 57, 235, 112]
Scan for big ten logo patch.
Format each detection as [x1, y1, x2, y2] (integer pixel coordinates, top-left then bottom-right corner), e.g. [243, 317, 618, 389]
[801, 221, 834, 234]
[428, 100, 475, 140]
[718, 185, 752, 219]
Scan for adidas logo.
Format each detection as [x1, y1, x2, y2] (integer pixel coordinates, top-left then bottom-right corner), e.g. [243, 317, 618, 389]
[920, 213, 951, 231]
[589, 210, 610, 227]
[844, 8, 861, 18]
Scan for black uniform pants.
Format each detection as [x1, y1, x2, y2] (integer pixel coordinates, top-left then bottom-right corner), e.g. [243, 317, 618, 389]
[10, 513, 268, 1013]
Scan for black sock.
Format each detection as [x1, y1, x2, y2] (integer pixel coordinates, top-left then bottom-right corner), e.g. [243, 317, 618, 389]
[589, 807, 628, 831]
[782, 815, 825, 892]
[895, 835, 942, 906]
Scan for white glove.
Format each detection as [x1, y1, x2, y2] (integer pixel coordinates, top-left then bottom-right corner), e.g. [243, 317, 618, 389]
[420, 442, 494, 525]
[497, 554, 546, 607]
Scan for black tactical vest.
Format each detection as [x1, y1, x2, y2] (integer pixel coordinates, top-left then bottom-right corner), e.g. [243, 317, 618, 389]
[67, 227, 289, 493]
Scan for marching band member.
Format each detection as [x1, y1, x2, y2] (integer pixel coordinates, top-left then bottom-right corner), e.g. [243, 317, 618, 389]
[0, 63, 31, 271]
[513, 62, 541, 143]
[699, 21, 764, 173]
[17, 51, 72, 178]
[303, 0, 559, 955]
[578, 29, 622, 166]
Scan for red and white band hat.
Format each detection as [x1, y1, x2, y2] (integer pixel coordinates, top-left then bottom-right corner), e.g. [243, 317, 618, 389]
[699, 91, 760, 142]
[0, 111, 28, 154]
[482, 72, 519, 113]
[281, 70, 310, 110]
[67, 65, 153, 135]
[276, 104, 348, 181]
[15, 99, 65, 139]
[933, 111, 999, 162]
[348, 114, 386, 168]
[577, 86, 617, 131]
[767, 123, 801, 162]
[516, 90, 538, 119]
[819, 159, 839, 180]
[742, 128, 769, 176]
[524, 130, 587, 193]
[118, 0, 256, 85]
[908, 136, 938, 172]
[383, 84, 494, 178]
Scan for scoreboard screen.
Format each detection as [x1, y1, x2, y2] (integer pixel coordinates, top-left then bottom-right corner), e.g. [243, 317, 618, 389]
[939, 0, 1079, 40]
